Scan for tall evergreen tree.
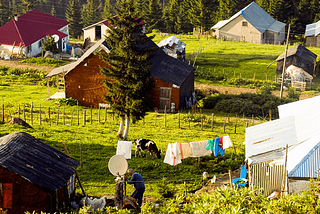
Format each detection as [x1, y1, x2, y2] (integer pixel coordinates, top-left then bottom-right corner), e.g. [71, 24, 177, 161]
[102, 0, 116, 19]
[218, 0, 238, 20]
[99, 0, 157, 139]
[66, 0, 82, 38]
[50, 4, 55, 16]
[20, 0, 45, 13]
[0, 0, 12, 26]
[81, 0, 103, 27]
[162, 0, 179, 33]
[176, 2, 192, 33]
[145, 0, 163, 32]
[134, 0, 147, 18]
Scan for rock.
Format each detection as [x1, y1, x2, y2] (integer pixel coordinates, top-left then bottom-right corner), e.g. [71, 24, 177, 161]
[9, 117, 33, 128]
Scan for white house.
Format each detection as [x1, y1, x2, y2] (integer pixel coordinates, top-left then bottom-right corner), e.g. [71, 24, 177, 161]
[305, 20, 320, 47]
[211, 1, 286, 44]
[0, 10, 69, 57]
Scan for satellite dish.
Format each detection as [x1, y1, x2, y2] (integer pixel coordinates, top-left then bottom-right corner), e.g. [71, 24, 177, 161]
[52, 34, 59, 42]
[108, 155, 128, 176]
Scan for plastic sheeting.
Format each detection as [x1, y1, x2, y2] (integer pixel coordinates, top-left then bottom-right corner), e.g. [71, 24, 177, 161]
[286, 65, 313, 81]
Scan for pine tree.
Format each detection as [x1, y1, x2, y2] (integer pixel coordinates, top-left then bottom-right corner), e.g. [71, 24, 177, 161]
[134, 0, 147, 18]
[66, 0, 82, 38]
[0, 0, 12, 26]
[50, 5, 56, 16]
[145, 0, 163, 33]
[162, 0, 179, 33]
[102, 0, 116, 19]
[218, 0, 238, 20]
[81, 0, 103, 27]
[99, 0, 157, 139]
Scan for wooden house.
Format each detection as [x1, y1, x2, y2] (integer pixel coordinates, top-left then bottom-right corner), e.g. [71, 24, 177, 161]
[274, 44, 317, 76]
[46, 39, 195, 111]
[0, 132, 79, 214]
[305, 20, 320, 47]
[211, 2, 285, 44]
[0, 10, 69, 57]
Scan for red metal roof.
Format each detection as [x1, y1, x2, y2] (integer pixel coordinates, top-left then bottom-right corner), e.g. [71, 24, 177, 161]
[0, 9, 69, 47]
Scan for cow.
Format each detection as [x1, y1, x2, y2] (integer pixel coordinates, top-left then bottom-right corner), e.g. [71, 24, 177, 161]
[134, 139, 161, 159]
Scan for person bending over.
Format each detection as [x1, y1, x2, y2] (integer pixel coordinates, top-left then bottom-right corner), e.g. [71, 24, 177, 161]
[124, 168, 145, 206]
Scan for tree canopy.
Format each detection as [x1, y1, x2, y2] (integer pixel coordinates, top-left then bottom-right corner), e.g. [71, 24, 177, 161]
[99, 0, 157, 139]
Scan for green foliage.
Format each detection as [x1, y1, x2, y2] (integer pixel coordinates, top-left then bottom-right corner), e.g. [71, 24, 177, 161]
[181, 113, 207, 122]
[41, 35, 59, 55]
[19, 57, 69, 67]
[99, 0, 157, 125]
[66, 0, 82, 38]
[81, 0, 103, 28]
[155, 178, 178, 199]
[55, 97, 79, 106]
[286, 87, 301, 100]
[201, 91, 298, 118]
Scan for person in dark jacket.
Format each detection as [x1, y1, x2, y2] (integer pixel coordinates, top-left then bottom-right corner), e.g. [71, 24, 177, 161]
[124, 168, 145, 206]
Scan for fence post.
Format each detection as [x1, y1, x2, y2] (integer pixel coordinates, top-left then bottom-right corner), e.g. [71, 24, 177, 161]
[90, 106, 92, 124]
[77, 102, 79, 125]
[63, 106, 65, 125]
[234, 115, 237, 134]
[200, 108, 203, 131]
[84, 110, 86, 125]
[164, 105, 166, 127]
[56, 107, 59, 125]
[48, 107, 51, 126]
[23, 105, 25, 121]
[2, 103, 4, 122]
[18, 104, 20, 119]
[223, 118, 226, 133]
[211, 113, 214, 131]
[30, 102, 33, 125]
[39, 104, 41, 125]
[252, 114, 254, 126]
[105, 106, 107, 122]
[269, 109, 272, 121]
[98, 106, 101, 123]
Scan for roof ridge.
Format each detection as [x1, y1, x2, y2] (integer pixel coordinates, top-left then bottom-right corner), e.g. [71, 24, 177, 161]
[12, 20, 25, 47]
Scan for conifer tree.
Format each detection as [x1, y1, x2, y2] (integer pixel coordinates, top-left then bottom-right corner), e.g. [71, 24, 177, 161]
[0, 0, 12, 26]
[145, 0, 163, 33]
[162, 0, 179, 33]
[99, 0, 157, 139]
[66, 0, 82, 38]
[50, 5, 56, 16]
[102, 0, 115, 19]
[134, 0, 147, 18]
[81, 0, 103, 27]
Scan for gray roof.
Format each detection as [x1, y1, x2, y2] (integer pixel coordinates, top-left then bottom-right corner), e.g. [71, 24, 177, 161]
[305, 20, 320, 37]
[275, 44, 317, 63]
[211, 1, 285, 33]
[47, 39, 194, 87]
[46, 39, 109, 78]
[0, 132, 79, 191]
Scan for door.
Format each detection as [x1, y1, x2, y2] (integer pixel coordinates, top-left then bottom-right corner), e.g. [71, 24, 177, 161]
[159, 87, 171, 111]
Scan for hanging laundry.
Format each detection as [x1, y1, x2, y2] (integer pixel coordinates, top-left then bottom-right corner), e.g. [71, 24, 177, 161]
[164, 143, 182, 166]
[206, 138, 220, 151]
[222, 135, 233, 149]
[116, 141, 132, 159]
[178, 143, 192, 159]
[213, 138, 225, 157]
[190, 140, 212, 157]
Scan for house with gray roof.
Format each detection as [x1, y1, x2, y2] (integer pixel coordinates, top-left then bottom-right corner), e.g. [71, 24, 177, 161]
[0, 132, 79, 214]
[211, 1, 286, 44]
[305, 20, 320, 47]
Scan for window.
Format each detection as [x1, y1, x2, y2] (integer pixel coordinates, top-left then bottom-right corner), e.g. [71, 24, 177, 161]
[242, 21, 248, 27]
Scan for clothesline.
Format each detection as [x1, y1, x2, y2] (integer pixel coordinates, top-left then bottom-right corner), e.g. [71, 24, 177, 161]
[164, 136, 233, 166]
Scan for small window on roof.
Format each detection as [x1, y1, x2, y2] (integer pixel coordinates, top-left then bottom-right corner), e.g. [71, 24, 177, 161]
[242, 21, 248, 27]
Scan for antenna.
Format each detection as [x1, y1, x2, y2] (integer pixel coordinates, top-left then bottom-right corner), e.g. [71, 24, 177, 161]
[108, 155, 128, 176]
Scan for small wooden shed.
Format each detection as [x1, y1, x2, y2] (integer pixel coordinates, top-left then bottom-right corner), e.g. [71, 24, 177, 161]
[275, 44, 317, 76]
[46, 39, 195, 111]
[0, 132, 79, 214]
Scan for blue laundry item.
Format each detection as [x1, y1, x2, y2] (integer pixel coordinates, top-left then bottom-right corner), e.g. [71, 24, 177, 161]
[206, 138, 225, 157]
[232, 164, 247, 188]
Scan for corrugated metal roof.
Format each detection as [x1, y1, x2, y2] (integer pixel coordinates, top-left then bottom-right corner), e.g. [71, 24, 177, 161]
[245, 116, 297, 158]
[0, 132, 79, 191]
[288, 133, 320, 178]
[275, 44, 317, 63]
[157, 36, 186, 53]
[305, 20, 320, 37]
[0, 9, 69, 47]
[211, 1, 285, 33]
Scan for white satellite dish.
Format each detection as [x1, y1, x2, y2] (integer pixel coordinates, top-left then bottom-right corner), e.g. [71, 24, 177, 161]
[52, 34, 59, 42]
[108, 155, 128, 176]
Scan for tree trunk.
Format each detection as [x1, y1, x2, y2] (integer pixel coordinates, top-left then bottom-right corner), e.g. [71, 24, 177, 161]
[122, 114, 130, 140]
[117, 116, 125, 138]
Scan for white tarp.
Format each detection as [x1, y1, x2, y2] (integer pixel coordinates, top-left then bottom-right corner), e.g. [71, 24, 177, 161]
[157, 36, 186, 53]
[286, 65, 313, 81]
[245, 116, 297, 158]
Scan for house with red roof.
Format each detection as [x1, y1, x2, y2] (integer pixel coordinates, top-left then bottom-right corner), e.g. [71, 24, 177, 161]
[83, 18, 146, 43]
[0, 10, 69, 57]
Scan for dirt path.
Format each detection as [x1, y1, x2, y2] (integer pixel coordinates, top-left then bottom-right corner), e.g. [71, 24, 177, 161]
[0, 59, 54, 73]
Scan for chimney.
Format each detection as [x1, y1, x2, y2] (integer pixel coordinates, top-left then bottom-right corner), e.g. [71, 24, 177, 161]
[14, 13, 18, 21]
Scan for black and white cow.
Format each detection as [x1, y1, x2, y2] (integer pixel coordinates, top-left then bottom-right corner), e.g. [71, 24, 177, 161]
[134, 139, 161, 159]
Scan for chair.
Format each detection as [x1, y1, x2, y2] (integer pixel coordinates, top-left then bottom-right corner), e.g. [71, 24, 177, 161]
[232, 164, 247, 188]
